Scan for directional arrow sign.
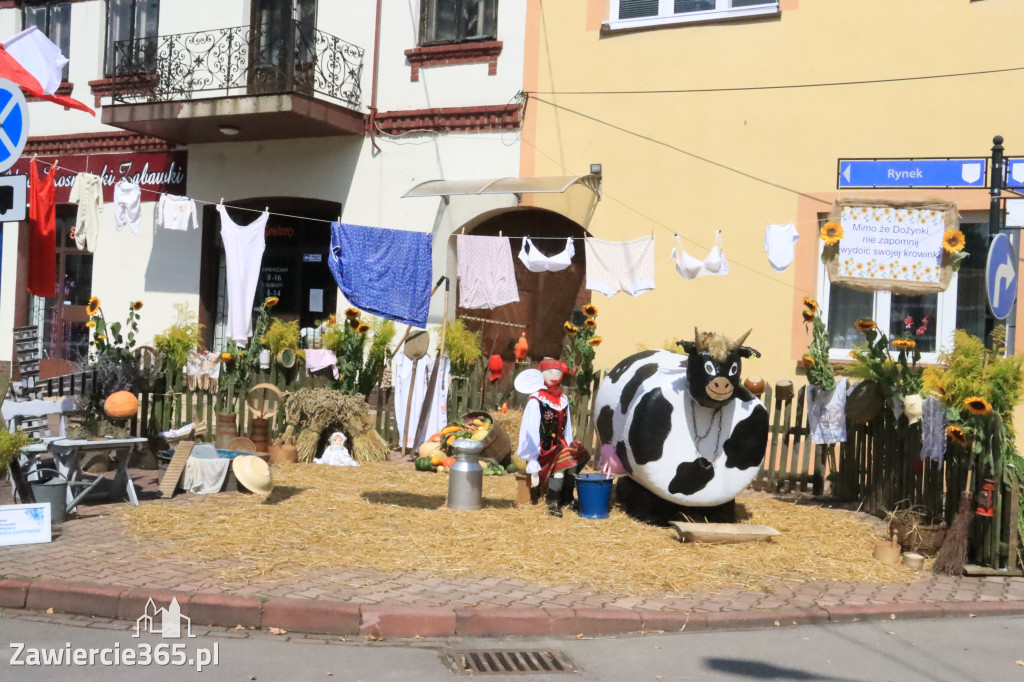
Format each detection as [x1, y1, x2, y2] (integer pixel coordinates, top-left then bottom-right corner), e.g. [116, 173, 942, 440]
[837, 159, 987, 189]
[987, 233, 1018, 320]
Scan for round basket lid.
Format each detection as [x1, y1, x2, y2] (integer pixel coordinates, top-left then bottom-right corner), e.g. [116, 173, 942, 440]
[246, 383, 283, 418]
[226, 437, 256, 453]
[232, 455, 273, 495]
[404, 330, 430, 360]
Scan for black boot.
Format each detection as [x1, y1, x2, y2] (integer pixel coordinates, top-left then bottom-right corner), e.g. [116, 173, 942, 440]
[546, 487, 562, 517]
[559, 474, 577, 512]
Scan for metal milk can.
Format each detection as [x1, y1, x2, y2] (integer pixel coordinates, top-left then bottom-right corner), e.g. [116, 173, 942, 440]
[447, 438, 484, 510]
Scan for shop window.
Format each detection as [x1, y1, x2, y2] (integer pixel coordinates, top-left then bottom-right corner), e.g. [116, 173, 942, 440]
[23, 1, 71, 81]
[30, 206, 93, 376]
[105, 0, 159, 77]
[609, 0, 778, 29]
[420, 0, 498, 46]
[817, 221, 999, 362]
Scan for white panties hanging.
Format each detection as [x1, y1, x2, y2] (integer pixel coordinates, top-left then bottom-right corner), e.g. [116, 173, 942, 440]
[518, 237, 574, 273]
[671, 231, 729, 280]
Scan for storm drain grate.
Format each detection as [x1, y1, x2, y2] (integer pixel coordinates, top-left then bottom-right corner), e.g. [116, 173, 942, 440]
[445, 649, 578, 675]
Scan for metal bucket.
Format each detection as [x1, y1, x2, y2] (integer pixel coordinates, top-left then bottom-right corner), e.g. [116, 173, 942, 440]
[29, 472, 68, 525]
[447, 439, 484, 510]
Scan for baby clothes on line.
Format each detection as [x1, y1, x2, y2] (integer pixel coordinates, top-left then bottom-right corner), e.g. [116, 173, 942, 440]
[219, 204, 269, 345]
[113, 179, 141, 234]
[305, 349, 339, 379]
[69, 172, 103, 252]
[329, 222, 432, 328]
[584, 235, 655, 297]
[518, 237, 574, 273]
[156, 193, 198, 231]
[27, 158, 56, 298]
[457, 234, 520, 309]
[671, 231, 729, 280]
[764, 223, 799, 272]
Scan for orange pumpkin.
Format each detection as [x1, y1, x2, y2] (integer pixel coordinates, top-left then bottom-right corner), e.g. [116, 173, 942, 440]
[104, 391, 139, 418]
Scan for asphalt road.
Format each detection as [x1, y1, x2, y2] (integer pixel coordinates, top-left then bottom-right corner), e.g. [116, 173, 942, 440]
[1, 610, 1022, 681]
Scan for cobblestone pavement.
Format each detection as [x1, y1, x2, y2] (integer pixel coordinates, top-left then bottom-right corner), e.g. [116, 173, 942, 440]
[3, 469, 1023, 615]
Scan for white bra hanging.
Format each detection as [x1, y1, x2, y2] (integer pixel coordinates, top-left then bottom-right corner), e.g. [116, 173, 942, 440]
[518, 237, 574, 273]
[671, 231, 729, 280]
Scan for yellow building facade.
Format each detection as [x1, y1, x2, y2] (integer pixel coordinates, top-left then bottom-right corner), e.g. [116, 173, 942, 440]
[520, 0, 1024, 391]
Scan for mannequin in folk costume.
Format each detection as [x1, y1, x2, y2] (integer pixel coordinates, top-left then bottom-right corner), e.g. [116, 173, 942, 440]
[516, 358, 590, 517]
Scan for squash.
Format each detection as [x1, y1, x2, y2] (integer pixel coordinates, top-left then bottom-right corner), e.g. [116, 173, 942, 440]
[442, 456, 455, 468]
[414, 457, 434, 472]
[505, 462, 518, 474]
[419, 441, 442, 459]
[471, 429, 489, 442]
[104, 391, 139, 419]
[430, 454, 444, 466]
[440, 425, 462, 436]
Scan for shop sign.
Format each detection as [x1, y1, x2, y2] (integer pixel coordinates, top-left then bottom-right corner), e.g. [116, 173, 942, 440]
[7, 150, 187, 204]
[826, 199, 958, 294]
[0, 503, 51, 546]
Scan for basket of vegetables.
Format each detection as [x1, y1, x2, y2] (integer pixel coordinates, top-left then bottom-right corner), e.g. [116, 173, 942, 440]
[414, 412, 512, 473]
[459, 411, 512, 465]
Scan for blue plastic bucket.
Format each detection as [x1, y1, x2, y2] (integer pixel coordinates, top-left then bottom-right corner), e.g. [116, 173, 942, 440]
[575, 473, 614, 519]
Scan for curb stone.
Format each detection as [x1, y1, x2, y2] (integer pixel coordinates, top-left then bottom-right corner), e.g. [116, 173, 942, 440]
[1, 577, 1022, 639]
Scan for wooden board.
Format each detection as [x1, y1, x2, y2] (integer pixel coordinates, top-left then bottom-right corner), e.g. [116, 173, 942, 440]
[671, 522, 781, 544]
[159, 441, 194, 499]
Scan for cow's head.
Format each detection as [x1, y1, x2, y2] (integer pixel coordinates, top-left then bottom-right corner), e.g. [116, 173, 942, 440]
[677, 328, 761, 408]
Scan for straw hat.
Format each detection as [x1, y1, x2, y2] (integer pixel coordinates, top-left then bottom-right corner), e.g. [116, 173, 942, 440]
[232, 455, 273, 495]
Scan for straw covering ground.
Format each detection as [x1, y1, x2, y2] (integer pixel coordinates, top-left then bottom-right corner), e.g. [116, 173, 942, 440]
[118, 463, 917, 596]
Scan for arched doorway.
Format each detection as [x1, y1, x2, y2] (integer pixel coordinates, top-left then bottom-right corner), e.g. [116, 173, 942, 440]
[198, 197, 341, 348]
[456, 208, 590, 361]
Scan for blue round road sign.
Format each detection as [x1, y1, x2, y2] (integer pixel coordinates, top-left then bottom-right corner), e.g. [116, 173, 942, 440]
[986, 233, 1018, 320]
[0, 78, 28, 174]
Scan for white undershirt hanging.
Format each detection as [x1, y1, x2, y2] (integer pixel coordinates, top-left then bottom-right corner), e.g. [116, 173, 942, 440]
[113, 180, 142, 234]
[219, 205, 268, 345]
[764, 223, 799, 272]
[518, 237, 574, 273]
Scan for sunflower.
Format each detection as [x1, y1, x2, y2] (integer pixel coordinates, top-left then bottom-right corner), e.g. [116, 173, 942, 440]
[95, 334, 106, 341]
[85, 320, 96, 328]
[942, 230, 965, 254]
[582, 304, 599, 318]
[132, 301, 143, 311]
[849, 351, 861, 361]
[265, 297, 279, 308]
[820, 221, 843, 245]
[563, 322, 578, 336]
[356, 322, 371, 334]
[946, 425, 968, 447]
[584, 319, 597, 328]
[344, 307, 361, 321]
[803, 297, 819, 313]
[588, 337, 602, 347]
[964, 396, 992, 416]
[221, 352, 233, 362]
[86, 296, 100, 316]
[802, 309, 815, 322]
[801, 354, 815, 366]
[892, 338, 916, 350]
[854, 318, 877, 332]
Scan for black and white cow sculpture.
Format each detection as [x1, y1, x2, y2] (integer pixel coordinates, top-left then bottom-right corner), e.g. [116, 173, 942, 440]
[594, 329, 769, 526]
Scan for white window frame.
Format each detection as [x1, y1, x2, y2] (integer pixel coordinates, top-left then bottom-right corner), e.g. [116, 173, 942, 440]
[813, 212, 990, 365]
[606, 0, 780, 32]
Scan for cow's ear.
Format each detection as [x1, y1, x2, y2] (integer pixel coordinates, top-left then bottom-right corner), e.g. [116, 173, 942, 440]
[737, 346, 761, 359]
[677, 340, 696, 354]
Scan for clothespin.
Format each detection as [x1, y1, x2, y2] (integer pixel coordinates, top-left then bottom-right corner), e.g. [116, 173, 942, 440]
[264, 206, 269, 213]
[219, 197, 224, 206]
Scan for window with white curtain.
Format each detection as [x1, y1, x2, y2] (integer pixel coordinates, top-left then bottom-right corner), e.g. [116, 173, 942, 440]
[105, 0, 159, 76]
[816, 217, 1001, 363]
[609, 0, 779, 30]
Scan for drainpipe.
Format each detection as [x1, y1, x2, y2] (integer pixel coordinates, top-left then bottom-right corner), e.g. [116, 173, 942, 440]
[368, 0, 383, 153]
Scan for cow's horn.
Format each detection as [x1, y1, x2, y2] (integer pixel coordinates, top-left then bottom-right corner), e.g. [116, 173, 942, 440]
[693, 326, 702, 351]
[732, 328, 752, 349]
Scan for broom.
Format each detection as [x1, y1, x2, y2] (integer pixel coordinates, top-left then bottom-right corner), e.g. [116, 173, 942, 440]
[933, 490, 973, 575]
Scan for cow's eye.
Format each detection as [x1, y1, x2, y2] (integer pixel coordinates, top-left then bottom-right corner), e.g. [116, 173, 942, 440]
[703, 361, 715, 375]
[728, 362, 739, 376]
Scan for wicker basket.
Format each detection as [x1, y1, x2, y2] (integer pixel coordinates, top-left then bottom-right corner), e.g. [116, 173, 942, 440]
[889, 517, 947, 557]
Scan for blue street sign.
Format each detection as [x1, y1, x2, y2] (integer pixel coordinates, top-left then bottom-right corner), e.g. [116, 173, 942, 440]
[0, 79, 28, 174]
[1006, 158, 1024, 189]
[838, 158, 987, 189]
[987, 233, 1018, 320]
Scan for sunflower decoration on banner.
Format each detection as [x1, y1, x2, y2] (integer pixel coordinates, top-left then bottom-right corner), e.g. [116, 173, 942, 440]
[819, 220, 843, 264]
[940, 228, 969, 272]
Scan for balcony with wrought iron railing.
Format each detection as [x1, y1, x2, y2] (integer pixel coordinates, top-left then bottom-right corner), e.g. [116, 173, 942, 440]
[102, 22, 367, 143]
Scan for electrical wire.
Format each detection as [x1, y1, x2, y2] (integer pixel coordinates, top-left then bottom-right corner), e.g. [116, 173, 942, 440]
[526, 65, 1024, 96]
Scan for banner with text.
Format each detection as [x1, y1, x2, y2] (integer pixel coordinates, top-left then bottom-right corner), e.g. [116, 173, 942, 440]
[8, 151, 187, 204]
[826, 199, 958, 294]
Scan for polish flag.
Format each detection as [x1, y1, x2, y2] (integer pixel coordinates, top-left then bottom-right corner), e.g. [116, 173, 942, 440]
[0, 26, 93, 116]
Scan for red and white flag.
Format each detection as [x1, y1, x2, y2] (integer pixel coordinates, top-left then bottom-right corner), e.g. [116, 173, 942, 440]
[0, 26, 92, 115]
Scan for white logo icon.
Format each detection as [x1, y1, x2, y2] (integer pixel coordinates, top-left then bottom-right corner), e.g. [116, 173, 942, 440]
[961, 162, 982, 184]
[134, 597, 195, 639]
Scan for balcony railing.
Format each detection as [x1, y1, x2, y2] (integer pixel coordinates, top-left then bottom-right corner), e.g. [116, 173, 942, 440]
[110, 22, 364, 108]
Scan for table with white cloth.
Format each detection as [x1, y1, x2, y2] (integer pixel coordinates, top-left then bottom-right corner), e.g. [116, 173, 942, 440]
[15, 437, 147, 513]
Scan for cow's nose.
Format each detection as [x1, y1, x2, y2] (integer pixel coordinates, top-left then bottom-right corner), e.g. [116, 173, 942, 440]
[707, 377, 733, 396]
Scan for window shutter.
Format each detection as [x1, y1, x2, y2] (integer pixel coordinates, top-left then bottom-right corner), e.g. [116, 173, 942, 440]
[617, 0, 659, 20]
[674, 0, 716, 13]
